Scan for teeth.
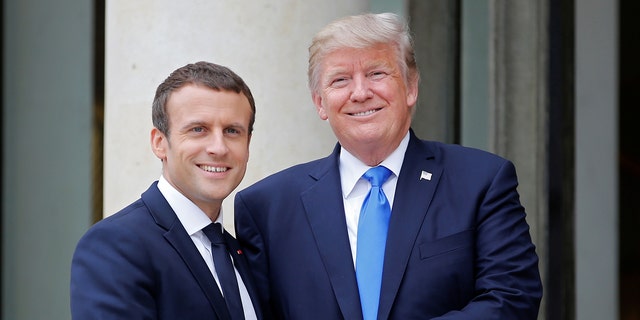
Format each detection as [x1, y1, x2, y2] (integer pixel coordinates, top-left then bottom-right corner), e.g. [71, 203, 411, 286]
[200, 165, 227, 173]
[352, 109, 378, 116]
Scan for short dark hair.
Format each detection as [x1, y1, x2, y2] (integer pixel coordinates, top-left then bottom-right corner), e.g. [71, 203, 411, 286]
[152, 61, 256, 136]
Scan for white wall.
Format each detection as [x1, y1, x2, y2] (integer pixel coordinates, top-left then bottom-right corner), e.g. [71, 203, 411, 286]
[104, 1, 369, 230]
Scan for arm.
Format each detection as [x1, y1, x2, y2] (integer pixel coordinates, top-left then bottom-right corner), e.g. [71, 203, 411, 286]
[70, 220, 157, 320]
[435, 160, 542, 319]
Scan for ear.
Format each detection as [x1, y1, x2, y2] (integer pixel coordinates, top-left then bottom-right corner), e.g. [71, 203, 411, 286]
[406, 76, 419, 107]
[312, 92, 328, 120]
[245, 133, 252, 160]
[150, 128, 167, 160]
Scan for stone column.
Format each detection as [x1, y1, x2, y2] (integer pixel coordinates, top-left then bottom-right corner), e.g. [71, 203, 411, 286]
[103, 1, 368, 230]
[490, 1, 549, 318]
[575, 0, 619, 319]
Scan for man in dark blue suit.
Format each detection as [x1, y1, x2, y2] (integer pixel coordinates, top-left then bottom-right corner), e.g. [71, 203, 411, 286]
[71, 61, 263, 319]
[234, 13, 542, 319]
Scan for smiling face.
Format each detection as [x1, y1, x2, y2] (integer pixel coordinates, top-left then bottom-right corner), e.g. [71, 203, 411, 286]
[151, 84, 252, 219]
[312, 43, 418, 166]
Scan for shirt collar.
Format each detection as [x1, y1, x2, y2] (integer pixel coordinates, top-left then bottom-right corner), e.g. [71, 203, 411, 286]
[157, 175, 223, 236]
[339, 131, 409, 198]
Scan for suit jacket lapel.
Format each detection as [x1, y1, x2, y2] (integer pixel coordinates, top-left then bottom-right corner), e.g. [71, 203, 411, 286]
[301, 144, 364, 320]
[378, 132, 442, 319]
[141, 183, 231, 320]
[224, 231, 265, 320]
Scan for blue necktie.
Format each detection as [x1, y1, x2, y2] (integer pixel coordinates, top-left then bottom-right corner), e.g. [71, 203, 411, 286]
[356, 166, 392, 320]
[202, 223, 245, 320]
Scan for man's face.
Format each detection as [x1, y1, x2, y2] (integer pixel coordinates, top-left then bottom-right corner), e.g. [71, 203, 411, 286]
[312, 43, 418, 165]
[151, 84, 252, 217]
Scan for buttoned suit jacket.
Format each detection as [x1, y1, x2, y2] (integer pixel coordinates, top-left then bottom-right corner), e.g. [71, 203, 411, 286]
[71, 182, 263, 320]
[234, 130, 542, 319]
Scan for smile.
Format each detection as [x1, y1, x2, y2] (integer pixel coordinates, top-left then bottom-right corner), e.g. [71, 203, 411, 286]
[199, 165, 228, 173]
[350, 108, 381, 116]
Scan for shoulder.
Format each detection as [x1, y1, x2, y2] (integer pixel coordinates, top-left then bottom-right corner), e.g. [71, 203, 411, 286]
[96, 198, 152, 229]
[418, 138, 503, 159]
[410, 138, 517, 185]
[75, 197, 156, 251]
[421, 139, 510, 168]
[239, 156, 331, 195]
[71, 198, 158, 276]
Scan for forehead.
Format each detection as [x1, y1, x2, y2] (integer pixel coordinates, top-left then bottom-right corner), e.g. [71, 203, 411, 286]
[166, 85, 251, 120]
[321, 44, 398, 71]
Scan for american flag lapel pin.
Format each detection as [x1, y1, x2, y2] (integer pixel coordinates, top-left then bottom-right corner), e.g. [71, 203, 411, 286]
[420, 170, 432, 181]
[236, 249, 243, 255]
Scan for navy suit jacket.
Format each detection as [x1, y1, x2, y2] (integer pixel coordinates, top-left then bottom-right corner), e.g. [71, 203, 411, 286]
[234, 130, 542, 319]
[71, 182, 263, 320]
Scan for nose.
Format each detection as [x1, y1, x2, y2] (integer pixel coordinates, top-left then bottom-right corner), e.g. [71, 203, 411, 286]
[206, 132, 229, 155]
[350, 75, 373, 102]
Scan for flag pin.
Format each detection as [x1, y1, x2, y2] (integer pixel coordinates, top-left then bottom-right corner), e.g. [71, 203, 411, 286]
[420, 171, 432, 181]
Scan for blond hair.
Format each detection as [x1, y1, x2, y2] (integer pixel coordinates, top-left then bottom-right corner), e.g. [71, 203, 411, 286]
[308, 12, 419, 94]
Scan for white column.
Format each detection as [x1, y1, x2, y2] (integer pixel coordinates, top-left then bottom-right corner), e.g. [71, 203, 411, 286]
[104, 1, 368, 230]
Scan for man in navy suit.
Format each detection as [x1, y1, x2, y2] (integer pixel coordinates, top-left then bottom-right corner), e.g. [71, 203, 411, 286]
[71, 61, 262, 319]
[234, 13, 542, 319]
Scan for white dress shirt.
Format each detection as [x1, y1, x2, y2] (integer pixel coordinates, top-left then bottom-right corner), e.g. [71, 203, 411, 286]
[157, 176, 257, 320]
[339, 131, 409, 265]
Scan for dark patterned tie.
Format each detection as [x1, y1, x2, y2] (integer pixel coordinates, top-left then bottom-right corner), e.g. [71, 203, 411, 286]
[202, 223, 245, 320]
[356, 166, 392, 320]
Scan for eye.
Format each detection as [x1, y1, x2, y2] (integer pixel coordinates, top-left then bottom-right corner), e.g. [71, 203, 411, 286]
[191, 127, 204, 133]
[330, 77, 348, 88]
[225, 127, 241, 135]
[369, 71, 387, 80]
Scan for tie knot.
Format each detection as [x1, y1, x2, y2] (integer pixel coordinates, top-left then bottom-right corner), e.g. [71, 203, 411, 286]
[202, 223, 225, 245]
[363, 166, 392, 187]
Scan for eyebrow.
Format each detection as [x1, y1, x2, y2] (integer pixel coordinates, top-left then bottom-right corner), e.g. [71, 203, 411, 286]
[226, 122, 249, 131]
[324, 59, 393, 77]
[178, 120, 208, 132]
[323, 68, 348, 80]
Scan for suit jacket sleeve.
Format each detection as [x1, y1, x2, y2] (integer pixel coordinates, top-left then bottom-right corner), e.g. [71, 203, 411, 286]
[431, 160, 542, 319]
[71, 216, 157, 319]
